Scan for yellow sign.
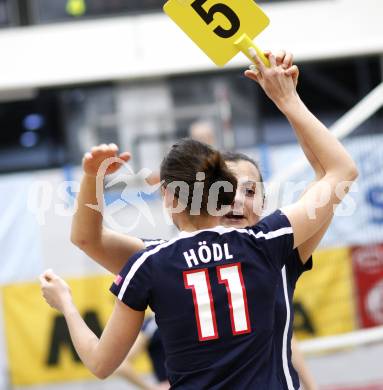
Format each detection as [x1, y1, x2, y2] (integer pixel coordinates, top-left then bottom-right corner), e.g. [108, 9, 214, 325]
[2, 275, 150, 386]
[293, 247, 357, 340]
[163, 0, 270, 66]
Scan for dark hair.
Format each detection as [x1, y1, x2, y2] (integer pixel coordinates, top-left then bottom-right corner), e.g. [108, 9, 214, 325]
[221, 151, 265, 197]
[160, 139, 237, 215]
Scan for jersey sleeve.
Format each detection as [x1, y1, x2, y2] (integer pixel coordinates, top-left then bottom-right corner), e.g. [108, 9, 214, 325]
[110, 250, 152, 311]
[141, 238, 167, 249]
[249, 209, 295, 270]
[286, 249, 313, 286]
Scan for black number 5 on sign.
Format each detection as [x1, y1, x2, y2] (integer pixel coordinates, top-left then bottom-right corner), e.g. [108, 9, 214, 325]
[191, 0, 240, 39]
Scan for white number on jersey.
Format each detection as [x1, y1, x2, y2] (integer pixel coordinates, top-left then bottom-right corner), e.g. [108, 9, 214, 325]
[184, 263, 250, 341]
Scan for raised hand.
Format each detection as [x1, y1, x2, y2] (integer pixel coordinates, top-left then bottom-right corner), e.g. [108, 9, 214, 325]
[273, 49, 299, 88]
[244, 49, 300, 110]
[82, 143, 131, 177]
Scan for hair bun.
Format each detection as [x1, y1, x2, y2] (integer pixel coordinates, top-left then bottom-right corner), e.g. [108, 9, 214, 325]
[160, 139, 237, 214]
[199, 150, 222, 176]
[199, 150, 237, 210]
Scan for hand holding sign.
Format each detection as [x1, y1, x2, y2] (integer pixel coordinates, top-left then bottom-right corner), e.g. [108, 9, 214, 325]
[163, 0, 270, 67]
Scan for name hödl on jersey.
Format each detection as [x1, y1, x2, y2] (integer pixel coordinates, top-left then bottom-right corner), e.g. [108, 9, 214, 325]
[183, 242, 233, 268]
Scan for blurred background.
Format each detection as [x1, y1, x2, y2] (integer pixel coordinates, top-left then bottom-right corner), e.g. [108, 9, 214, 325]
[0, 0, 382, 389]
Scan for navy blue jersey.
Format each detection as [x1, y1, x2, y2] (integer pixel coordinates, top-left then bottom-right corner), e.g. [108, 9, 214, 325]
[274, 250, 313, 389]
[111, 210, 294, 389]
[141, 237, 313, 389]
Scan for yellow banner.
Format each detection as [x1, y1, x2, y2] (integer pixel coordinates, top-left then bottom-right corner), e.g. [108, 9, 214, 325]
[3, 249, 357, 384]
[2, 274, 150, 386]
[294, 247, 357, 340]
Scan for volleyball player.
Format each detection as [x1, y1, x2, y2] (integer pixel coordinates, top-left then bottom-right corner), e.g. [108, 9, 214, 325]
[70, 51, 320, 389]
[41, 101, 358, 387]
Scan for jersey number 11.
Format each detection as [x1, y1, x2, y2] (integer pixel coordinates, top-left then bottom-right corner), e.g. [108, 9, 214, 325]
[184, 263, 251, 341]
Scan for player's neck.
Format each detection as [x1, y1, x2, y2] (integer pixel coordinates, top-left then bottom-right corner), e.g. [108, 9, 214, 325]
[175, 213, 221, 233]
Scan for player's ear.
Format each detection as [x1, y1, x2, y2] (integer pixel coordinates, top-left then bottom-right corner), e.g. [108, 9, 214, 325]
[160, 183, 166, 197]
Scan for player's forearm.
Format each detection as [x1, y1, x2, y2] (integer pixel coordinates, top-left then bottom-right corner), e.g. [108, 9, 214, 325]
[117, 362, 153, 390]
[292, 338, 318, 390]
[279, 96, 357, 181]
[62, 303, 104, 378]
[297, 213, 332, 262]
[71, 173, 146, 274]
[293, 127, 325, 180]
[294, 122, 328, 261]
[71, 174, 103, 248]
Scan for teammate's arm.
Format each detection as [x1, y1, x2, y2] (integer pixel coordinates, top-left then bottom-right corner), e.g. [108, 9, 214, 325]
[272, 51, 332, 262]
[245, 51, 358, 249]
[245, 50, 358, 248]
[279, 96, 358, 248]
[71, 144, 145, 275]
[287, 117, 333, 262]
[291, 337, 318, 390]
[116, 333, 154, 390]
[40, 270, 144, 379]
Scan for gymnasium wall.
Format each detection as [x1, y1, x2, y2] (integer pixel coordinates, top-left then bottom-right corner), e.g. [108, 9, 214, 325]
[0, 0, 382, 91]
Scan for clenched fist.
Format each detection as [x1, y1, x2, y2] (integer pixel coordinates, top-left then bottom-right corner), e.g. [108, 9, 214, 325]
[40, 269, 73, 313]
[82, 143, 131, 177]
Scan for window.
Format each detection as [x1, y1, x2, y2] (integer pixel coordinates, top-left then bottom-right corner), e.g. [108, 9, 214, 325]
[0, 92, 66, 173]
[30, 0, 164, 23]
[0, 0, 14, 27]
